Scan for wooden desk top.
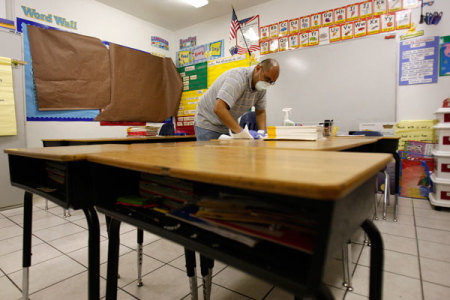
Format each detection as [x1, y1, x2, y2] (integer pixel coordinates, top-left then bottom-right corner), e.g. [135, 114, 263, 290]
[206, 137, 377, 151]
[85, 145, 392, 200]
[41, 135, 195, 143]
[4, 144, 130, 161]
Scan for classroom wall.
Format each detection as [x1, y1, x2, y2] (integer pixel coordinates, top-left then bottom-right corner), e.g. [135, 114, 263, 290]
[0, 2, 5, 19]
[175, 0, 450, 127]
[13, 0, 177, 147]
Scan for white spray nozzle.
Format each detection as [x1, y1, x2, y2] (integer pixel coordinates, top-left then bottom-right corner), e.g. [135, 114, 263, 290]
[282, 108, 295, 126]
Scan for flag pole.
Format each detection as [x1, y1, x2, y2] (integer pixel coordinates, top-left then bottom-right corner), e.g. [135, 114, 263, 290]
[232, 6, 252, 56]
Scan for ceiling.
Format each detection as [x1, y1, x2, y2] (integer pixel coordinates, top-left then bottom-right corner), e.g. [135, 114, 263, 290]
[95, 0, 272, 31]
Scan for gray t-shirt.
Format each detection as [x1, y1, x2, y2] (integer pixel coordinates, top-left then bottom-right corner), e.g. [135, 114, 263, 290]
[194, 66, 266, 134]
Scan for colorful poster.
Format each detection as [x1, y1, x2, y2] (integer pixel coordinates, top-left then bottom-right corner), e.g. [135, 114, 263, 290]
[354, 20, 367, 38]
[260, 26, 269, 40]
[260, 40, 269, 55]
[322, 10, 334, 27]
[360, 1, 374, 19]
[269, 23, 279, 38]
[311, 14, 321, 30]
[300, 32, 309, 47]
[319, 27, 330, 45]
[177, 62, 207, 92]
[191, 44, 207, 64]
[334, 7, 346, 25]
[279, 36, 288, 51]
[279, 20, 289, 36]
[399, 36, 439, 85]
[289, 18, 299, 34]
[396, 10, 411, 30]
[269, 39, 279, 53]
[374, 0, 387, 16]
[381, 14, 396, 32]
[208, 40, 224, 60]
[330, 26, 341, 42]
[236, 15, 260, 54]
[177, 50, 191, 67]
[151, 36, 169, 50]
[439, 36, 450, 76]
[347, 4, 359, 22]
[289, 34, 299, 49]
[403, 0, 420, 9]
[300, 16, 310, 32]
[368, 17, 381, 35]
[180, 36, 196, 50]
[0, 57, 17, 135]
[388, 0, 403, 12]
[341, 23, 354, 40]
[308, 30, 319, 46]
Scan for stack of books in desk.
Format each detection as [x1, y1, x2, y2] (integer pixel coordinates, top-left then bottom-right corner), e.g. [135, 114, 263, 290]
[127, 125, 161, 137]
[45, 161, 66, 185]
[266, 125, 323, 140]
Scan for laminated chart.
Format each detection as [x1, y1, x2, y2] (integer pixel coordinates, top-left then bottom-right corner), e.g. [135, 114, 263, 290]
[399, 36, 439, 85]
[207, 54, 250, 87]
[0, 57, 17, 135]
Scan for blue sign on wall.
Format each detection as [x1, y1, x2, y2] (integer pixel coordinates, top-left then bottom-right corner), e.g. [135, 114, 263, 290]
[399, 36, 439, 85]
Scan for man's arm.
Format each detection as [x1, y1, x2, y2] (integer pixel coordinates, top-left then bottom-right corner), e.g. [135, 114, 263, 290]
[255, 109, 266, 131]
[213, 99, 242, 133]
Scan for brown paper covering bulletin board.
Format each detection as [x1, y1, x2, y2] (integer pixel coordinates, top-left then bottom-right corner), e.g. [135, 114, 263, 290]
[95, 43, 182, 122]
[27, 25, 110, 110]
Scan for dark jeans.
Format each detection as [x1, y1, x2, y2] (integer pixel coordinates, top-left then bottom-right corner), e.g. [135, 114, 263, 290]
[194, 126, 223, 141]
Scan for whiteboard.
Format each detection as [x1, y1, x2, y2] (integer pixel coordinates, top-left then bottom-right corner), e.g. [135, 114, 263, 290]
[264, 35, 397, 133]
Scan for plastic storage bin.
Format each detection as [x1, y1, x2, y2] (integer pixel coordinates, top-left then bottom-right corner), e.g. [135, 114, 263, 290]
[430, 174, 450, 208]
[434, 123, 450, 151]
[435, 108, 450, 124]
[432, 150, 450, 180]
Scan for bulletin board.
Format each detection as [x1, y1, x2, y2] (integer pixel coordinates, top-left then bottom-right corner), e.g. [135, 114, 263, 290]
[264, 35, 397, 132]
[207, 54, 251, 87]
[17, 18, 99, 121]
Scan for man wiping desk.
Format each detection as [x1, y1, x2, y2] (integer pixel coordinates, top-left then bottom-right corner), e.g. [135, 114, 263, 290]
[194, 58, 280, 141]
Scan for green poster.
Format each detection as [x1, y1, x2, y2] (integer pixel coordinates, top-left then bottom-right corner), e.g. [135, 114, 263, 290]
[440, 35, 450, 76]
[177, 62, 207, 91]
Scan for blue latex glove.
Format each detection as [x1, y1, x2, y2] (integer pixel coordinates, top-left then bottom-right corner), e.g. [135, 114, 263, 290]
[248, 130, 261, 139]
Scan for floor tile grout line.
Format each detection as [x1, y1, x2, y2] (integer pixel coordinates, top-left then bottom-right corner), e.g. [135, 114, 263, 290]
[412, 203, 425, 300]
[421, 279, 450, 289]
[0, 266, 22, 294]
[261, 286, 275, 299]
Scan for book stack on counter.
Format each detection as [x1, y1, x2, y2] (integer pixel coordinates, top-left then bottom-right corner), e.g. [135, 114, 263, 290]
[265, 125, 324, 140]
[127, 125, 161, 137]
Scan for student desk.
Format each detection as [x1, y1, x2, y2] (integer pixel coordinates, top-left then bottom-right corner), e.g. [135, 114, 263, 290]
[4, 144, 130, 300]
[207, 136, 400, 220]
[83, 144, 392, 299]
[42, 135, 196, 147]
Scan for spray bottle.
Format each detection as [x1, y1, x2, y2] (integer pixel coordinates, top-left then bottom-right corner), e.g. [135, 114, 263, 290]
[282, 108, 295, 126]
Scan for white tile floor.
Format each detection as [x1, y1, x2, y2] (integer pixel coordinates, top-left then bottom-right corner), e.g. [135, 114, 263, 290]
[0, 195, 449, 300]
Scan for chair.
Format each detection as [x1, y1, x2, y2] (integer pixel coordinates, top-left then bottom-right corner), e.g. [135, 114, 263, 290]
[239, 111, 258, 131]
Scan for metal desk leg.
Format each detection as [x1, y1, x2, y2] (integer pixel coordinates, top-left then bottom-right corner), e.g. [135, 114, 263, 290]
[137, 228, 144, 287]
[185, 249, 198, 300]
[83, 207, 100, 300]
[200, 255, 214, 300]
[361, 220, 384, 300]
[393, 152, 400, 222]
[383, 171, 389, 220]
[22, 192, 33, 300]
[106, 218, 121, 300]
[342, 241, 353, 291]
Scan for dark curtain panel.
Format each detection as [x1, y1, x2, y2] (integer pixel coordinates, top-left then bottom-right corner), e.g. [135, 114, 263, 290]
[27, 25, 110, 110]
[95, 43, 182, 122]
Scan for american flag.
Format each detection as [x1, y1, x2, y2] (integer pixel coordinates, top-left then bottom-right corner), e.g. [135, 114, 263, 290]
[229, 8, 240, 40]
